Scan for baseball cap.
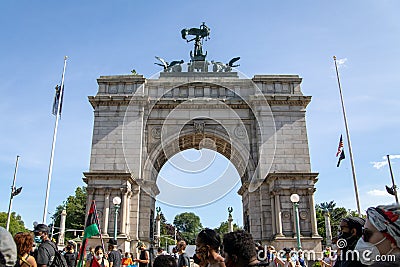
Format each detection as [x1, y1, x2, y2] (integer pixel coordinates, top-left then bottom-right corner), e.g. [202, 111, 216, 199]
[34, 224, 49, 234]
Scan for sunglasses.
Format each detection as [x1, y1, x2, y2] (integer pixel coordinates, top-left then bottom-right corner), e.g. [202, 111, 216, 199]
[362, 227, 374, 242]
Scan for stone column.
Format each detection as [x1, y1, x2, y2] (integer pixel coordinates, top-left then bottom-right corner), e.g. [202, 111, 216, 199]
[103, 188, 111, 236]
[126, 191, 132, 237]
[324, 210, 332, 246]
[271, 195, 276, 235]
[120, 188, 128, 236]
[57, 209, 67, 246]
[308, 189, 319, 237]
[228, 207, 234, 232]
[275, 194, 284, 236]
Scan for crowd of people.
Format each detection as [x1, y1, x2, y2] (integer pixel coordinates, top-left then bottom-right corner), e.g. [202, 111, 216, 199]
[1, 204, 399, 267]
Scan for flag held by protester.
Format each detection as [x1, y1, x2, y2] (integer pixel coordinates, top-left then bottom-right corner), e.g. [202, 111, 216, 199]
[77, 201, 100, 267]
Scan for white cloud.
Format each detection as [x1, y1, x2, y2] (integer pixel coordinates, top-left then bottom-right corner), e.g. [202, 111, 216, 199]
[371, 154, 400, 169]
[367, 189, 388, 196]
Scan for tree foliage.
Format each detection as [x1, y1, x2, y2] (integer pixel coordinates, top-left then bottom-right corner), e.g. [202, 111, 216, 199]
[0, 211, 28, 236]
[173, 212, 202, 244]
[52, 186, 87, 240]
[315, 201, 359, 245]
[158, 211, 182, 246]
[214, 221, 241, 236]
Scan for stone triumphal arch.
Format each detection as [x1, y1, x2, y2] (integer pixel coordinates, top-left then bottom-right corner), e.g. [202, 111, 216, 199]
[84, 24, 322, 252]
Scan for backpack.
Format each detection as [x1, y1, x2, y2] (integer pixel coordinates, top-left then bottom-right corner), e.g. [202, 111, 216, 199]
[47, 242, 68, 267]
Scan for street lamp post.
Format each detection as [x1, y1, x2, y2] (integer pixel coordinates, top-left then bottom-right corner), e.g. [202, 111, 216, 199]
[290, 194, 302, 250]
[112, 196, 121, 241]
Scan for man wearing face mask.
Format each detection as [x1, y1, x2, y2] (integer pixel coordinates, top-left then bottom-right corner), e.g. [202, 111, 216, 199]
[355, 204, 400, 266]
[33, 224, 56, 267]
[333, 216, 366, 267]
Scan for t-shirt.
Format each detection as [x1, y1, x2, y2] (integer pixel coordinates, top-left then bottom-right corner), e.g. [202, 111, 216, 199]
[178, 252, 190, 267]
[64, 252, 76, 267]
[36, 240, 56, 266]
[122, 258, 133, 266]
[108, 250, 122, 267]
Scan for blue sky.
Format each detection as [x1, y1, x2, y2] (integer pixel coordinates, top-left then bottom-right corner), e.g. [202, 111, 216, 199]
[0, 1, 399, 232]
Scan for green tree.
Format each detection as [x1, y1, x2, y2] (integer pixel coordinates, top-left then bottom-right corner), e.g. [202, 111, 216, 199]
[214, 221, 241, 236]
[52, 186, 87, 241]
[173, 212, 202, 244]
[158, 211, 182, 246]
[315, 201, 358, 245]
[0, 211, 28, 235]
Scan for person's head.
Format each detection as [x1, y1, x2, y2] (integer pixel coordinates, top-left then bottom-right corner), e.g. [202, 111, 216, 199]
[33, 224, 49, 243]
[153, 255, 177, 267]
[177, 240, 186, 253]
[196, 228, 221, 262]
[108, 239, 117, 250]
[94, 246, 104, 260]
[223, 230, 257, 267]
[157, 247, 164, 254]
[172, 247, 177, 253]
[13, 232, 34, 256]
[338, 216, 365, 250]
[137, 241, 146, 250]
[283, 248, 291, 259]
[356, 204, 400, 258]
[66, 245, 72, 252]
[89, 247, 94, 254]
[0, 227, 17, 267]
[125, 252, 130, 257]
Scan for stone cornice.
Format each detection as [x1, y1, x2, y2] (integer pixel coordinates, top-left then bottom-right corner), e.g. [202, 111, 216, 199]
[82, 171, 138, 185]
[252, 75, 302, 83]
[97, 75, 146, 84]
[266, 172, 319, 182]
[88, 94, 311, 109]
[88, 95, 148, 108]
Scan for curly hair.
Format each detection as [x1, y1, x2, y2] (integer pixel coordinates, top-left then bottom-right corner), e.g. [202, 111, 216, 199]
[196, 228, 221, 250]
[223, 230, 256, 262]
[14, 232, 34, 256]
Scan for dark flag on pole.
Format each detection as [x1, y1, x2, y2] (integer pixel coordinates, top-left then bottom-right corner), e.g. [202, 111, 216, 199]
[52, 85, 64, 116]
[77, 201, 100, 267]
[11, 187, 22, 197]
[337, 150, 345, 167]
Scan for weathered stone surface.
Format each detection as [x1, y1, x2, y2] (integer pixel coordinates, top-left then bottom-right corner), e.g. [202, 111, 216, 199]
[84, 72, 321, 254]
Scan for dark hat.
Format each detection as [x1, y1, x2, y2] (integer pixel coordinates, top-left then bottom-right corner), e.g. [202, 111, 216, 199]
[108, 239, 117, 245]
[34, 224, 49, 233]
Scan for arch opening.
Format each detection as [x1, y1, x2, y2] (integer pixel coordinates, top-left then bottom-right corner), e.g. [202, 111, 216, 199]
[155, 148, 244, 228]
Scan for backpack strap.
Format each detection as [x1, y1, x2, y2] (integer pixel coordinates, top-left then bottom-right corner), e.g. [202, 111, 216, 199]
[19, 255, 32, 267]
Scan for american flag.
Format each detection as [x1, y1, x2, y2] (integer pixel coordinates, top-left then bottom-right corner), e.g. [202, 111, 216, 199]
[336, 135, 343, 157]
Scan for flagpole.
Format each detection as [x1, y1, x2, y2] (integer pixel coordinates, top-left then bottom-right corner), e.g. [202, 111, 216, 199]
[93, 200, 105, 251]
[333, 56, 361, 215]
[42, 56, 68, 223]
[6, 155, 20, 231]
[386, 155, 399, 204]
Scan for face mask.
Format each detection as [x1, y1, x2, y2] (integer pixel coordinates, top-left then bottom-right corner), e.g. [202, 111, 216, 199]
[34, 236, 42, 243]
[355, 237, 386, 265]
[95, 254, 103, 260]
